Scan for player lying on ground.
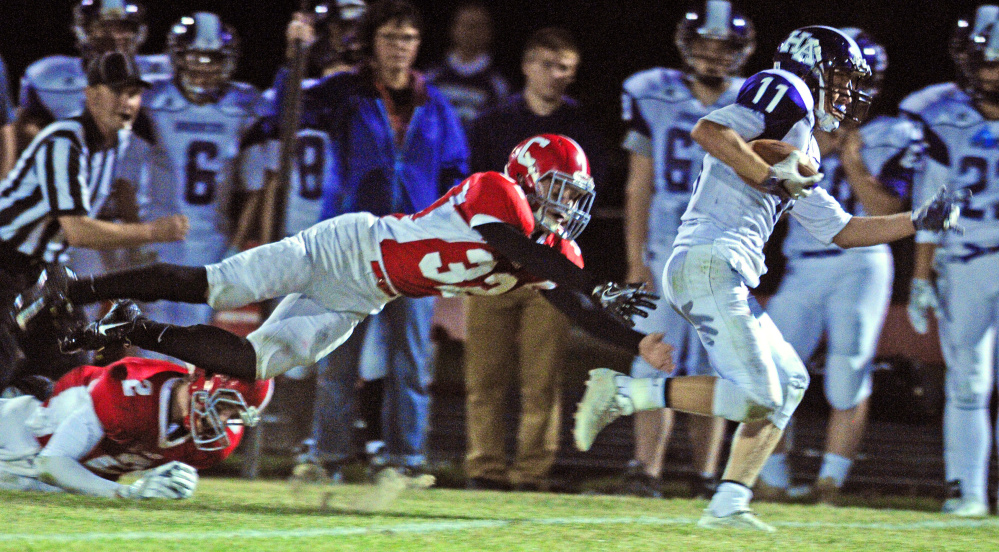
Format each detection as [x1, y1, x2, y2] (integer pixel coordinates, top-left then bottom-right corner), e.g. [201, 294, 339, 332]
[0, 355, 272, 499]
[16, 134, 673, 380]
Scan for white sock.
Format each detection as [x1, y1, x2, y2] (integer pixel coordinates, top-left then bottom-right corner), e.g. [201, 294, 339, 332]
[758, 452, 790, 488]
[946, 403, 989, 502]
[817, 453, 852, 488]
[708, 481, 753, 517]
[615, 375, 666, 411]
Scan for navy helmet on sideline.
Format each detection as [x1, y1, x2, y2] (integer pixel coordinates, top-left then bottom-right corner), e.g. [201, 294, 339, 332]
[951, 5, 999, 103]
[167, 12, 240, 104]
[675, 0, 755, 85]
[774, 25, 872, 131]
[73, 0, 148, 60]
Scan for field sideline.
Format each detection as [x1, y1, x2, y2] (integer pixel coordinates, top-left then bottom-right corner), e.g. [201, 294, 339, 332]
[3, 478, 995, 552]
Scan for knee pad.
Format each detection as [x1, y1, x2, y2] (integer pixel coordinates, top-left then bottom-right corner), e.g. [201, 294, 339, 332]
[946, 375, 992, 410]
[711, 378, 774, 422]
[823, 354, 873, 410]
[767, 358, 810, 430]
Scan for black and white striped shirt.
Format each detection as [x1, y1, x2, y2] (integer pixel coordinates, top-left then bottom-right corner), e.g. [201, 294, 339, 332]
[0, 112, 120, 262]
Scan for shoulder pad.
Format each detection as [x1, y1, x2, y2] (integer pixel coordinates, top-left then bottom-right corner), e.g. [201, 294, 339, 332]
[860, 115, 922, 149]
[623, 68, 688, 101]
[24, 56, 86, 92]
[898, 82, 963, 116]
[220, 81, 265, 116]
[107, 357, 190, 382]
[142, 78, 188, 112]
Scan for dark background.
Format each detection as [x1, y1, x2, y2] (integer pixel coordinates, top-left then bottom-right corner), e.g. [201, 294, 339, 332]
[0, 0, 983, 288]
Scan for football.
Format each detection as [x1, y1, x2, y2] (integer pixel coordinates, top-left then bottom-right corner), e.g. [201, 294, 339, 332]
[748, 139, 818, 177]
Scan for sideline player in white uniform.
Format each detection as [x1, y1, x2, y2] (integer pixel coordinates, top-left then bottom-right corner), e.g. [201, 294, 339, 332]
[119, 12, 269, 332]
[573, 26, 964, 531]
[621, 0, 752, 498]
[903, 6, 999, 517]
[0, 356, 271, 498]
[757, 28, 921, 503]
[43, 135, 672, 385]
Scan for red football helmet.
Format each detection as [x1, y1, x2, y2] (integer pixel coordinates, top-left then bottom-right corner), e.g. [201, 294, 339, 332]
[186, 370, 274, 451]
[504, 134, 595, 241]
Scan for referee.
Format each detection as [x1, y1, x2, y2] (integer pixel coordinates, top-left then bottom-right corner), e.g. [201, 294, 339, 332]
[0, 51, 189, 394]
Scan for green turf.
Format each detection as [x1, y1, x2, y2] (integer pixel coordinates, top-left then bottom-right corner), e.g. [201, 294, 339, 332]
[3, 478, 996, 552]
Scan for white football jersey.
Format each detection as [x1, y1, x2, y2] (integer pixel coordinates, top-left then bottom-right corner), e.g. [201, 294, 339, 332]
[782, 116, 920, 258]
[121, 77, 268, 260]
[901, 82, 999, 257]
[672, 69, 852, 287]
[620, 68, 744, 247]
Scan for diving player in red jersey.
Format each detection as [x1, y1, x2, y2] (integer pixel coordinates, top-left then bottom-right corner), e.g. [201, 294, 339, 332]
[0, 356, 272, 498]
[23, 134, 673, 381]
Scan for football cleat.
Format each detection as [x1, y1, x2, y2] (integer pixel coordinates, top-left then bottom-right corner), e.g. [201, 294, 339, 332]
[60, 300, 143, 354]
[697, 510, 776, 532]
[11, 266, 74, 332]
[573, 368, 635, 452]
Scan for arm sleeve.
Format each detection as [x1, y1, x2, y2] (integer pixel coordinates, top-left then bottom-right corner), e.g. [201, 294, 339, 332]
[789, 187, 853, 244]
[475, 222, 598, 294]
[35, 404, 122, 498]
[539, 286, 644, 353]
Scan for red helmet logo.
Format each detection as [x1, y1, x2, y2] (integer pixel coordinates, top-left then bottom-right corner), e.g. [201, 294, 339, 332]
[504, 134, 595, 241]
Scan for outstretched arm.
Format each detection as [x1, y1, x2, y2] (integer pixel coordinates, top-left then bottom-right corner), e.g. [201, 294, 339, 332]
[474, 222, 598, 294]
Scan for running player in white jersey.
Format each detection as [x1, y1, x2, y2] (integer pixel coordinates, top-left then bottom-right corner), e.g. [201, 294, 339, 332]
[119, 12, 269, 331]
[573, 26, 964, 531]
[758, 28, 922, 503]
[42, 135, 671, 386]
[902, 6, 999, 517]
[621, 0, 752, 498]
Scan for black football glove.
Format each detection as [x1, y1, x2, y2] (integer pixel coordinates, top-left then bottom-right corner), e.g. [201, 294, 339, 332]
[591, 282, 658, 327]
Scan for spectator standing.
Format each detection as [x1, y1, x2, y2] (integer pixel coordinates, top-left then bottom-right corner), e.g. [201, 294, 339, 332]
[425, 3, 510, 130]
[280, 0, 469, 480]
[463, 27, 606, 491]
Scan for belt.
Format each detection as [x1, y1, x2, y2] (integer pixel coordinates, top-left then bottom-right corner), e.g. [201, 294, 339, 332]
[948, 243, 999, 263]
[796, 249, 844, 259]
[370, 261, 400, 298]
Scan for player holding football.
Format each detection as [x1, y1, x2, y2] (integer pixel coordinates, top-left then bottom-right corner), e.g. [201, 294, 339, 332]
[0, 356, 272, 499]
[573, 26, 964, 531]
[757, 28, 922, 504]
[24, 134, 672, 382]
[902, 5, 999, 517]
[620, 0, 754, 498]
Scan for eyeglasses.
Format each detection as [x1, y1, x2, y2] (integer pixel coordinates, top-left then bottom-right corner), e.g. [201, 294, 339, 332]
[376, 31, 420, 45]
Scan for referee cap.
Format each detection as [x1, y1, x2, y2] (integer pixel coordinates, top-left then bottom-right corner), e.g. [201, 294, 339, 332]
[86, 51, 152, 89]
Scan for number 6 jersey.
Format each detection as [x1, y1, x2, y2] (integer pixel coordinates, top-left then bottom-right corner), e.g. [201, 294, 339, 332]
[120, 76, 271, 263]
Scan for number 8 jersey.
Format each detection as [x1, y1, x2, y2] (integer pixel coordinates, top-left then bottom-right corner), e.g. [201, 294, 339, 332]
[375, 171, 583, 297]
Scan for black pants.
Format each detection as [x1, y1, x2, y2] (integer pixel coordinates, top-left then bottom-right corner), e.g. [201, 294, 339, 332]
[0, 263, 87, 391]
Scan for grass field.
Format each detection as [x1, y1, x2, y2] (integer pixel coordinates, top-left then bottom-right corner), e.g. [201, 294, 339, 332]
[3, 477, 997, 552]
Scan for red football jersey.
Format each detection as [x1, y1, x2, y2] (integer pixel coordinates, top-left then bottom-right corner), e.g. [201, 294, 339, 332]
[375, 171, 584, 297]
[43, 357, 242, 479]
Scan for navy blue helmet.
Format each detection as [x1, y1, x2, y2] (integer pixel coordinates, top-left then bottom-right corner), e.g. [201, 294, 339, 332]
[73, 0, 147, 59]
[774, 25, 872, 131]
[951, 5, 999, 102]
[168, 12, 240, 104]
[674, 0, 755, 84]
